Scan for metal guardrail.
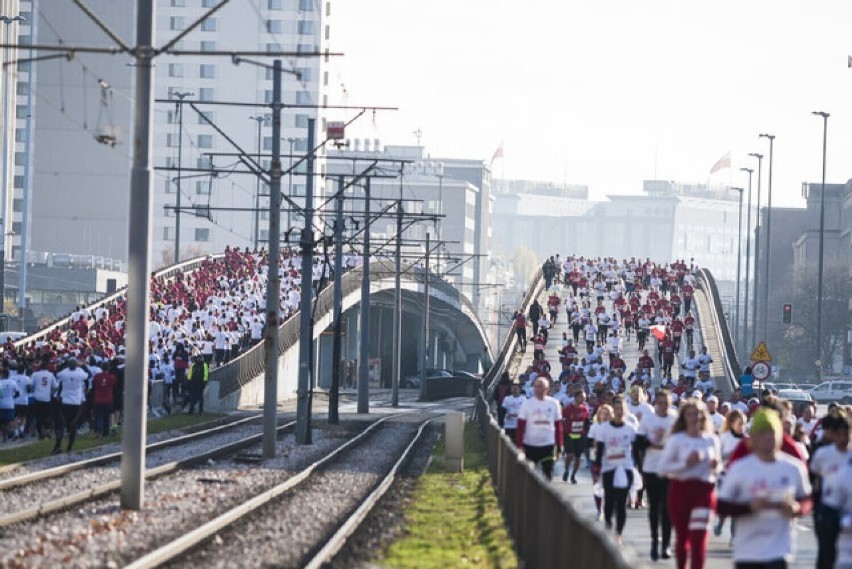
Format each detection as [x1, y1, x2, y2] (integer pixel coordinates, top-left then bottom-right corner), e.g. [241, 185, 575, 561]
[10, 254, 225, 351]
[695, 268, 741, 389]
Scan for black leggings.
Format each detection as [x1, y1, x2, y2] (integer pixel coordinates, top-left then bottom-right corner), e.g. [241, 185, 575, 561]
[603, 468, 633, 534]
[643, 471, 672, 547]
[734, 561, 787, 569]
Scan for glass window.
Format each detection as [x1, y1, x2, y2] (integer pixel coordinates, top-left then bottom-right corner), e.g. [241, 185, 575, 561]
[165, 180, 175, 194]
[15, 129, 25, 142]
[266, 42, 279, 54]
[163, 226, 175, 240]
[264, 89, 273, 104]
[15, 105, 26, 119]
[194, 206, 210, 218]
[296, 43, 313, 54]
[196, 181, 210, 195]
[197, 134, 213, 148]
[16, 82, 29, 96]
[169, 16, 185, 30]
[297, 67, 311, 82]
[200, 41, 216, 52]
[199, 64, 216, 79]
[195, 228, 210, 242]
[11, 222, 21, 235]
[170, 0, 185, 6]
[295, 91, 311, 104]
[13, 175, 23, 189]
[166, 133, 179, 147]
[198, 87, 214, 101]
[263, 136, 273, 151]
[294, 139, 308, 151]
[14, 152, 24, 166]
[197, 111, 213, 124]
[168, 63, 183, 77]
[12, 198, 22, 212]
[266, 19, 282, 33]
[202, 0, 217, 7]
[267, 0, 283, 9]
[294, 114, 309, 128]
[197, 157, 212, 169]
[297, 20, 314, 35]
[299, 0, 313, 10]
[200, 18, 217, 32]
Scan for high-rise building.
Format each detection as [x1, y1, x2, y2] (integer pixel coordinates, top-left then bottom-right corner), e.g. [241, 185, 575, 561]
[26, 0, 329, 267]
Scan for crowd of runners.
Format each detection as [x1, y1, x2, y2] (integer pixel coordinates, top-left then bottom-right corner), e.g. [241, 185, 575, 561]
[494, 255, 852, 569]
[0, 245, 359, 453]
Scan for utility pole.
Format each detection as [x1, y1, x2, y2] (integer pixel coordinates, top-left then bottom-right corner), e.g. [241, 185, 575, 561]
[249, 114, 266, 251]
[329, 175, 344, 424]
[748, 152, 763, 348]
[759, 133, 775, 342]
[295, 117, 315, 444]
[812, 111, 829, 381]
[420, 232, 430, 401]
[357, 177, 371, 414]
[172, 91, 193, 264]
[262, 59, 283, 458]
[121, 0, 155, 510]
[739, 167, 754, 356]
[391, 167, 403, 407]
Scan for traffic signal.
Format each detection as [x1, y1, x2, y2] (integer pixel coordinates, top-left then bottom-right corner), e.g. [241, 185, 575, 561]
[782, 303, 792, 324]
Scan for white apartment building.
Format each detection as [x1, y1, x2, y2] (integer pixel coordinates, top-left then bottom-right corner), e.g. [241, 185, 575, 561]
[25, 0, 329, 267]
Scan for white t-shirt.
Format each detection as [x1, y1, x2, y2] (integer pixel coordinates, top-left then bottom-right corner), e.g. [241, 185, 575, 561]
[639, 409, 677, 474]
[718, 453, 811, 563]
[698, 353, 713, 373]
[31, 370, 59, 402]
[517, 396, 562, 447]
[707, 411, 725, 433]
[730, 401, 749, 414]
[0, 378, 17, 409]
[833, 461, 852, 568]
[501, 395, 525, 430]
[627, 400, 654, 423]
[719, 431, 744, 463]
[593, 421, 637, 472]
[13, 374, 30, 406]
[809, 445, 851, 508]
[658, 432, 721, 483]
[695, 378, 715, 394]
[56, 367, 89, 406]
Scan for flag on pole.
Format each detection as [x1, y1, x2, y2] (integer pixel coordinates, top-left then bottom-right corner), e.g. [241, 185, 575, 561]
[651, 325, 667, 341]
[490, 142, 504, 166]
[710, 151, 731, 174]
[848, 54, 852, 68]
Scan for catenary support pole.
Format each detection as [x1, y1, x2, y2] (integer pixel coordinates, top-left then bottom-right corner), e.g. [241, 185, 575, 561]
[760, 134, 775, 342]
[391, 170, 403, 407]
[357, 177, 370, 414]
[120, 0, 156, 510]
[262, 59, 283, 459]
[329, 175, 344, 424]
[814, 112, 829, 381]
[420, 232, 430, 401]
[750, 154, 762, 348]
[295, 117, 315, 444]
[18, 0, 37, 332]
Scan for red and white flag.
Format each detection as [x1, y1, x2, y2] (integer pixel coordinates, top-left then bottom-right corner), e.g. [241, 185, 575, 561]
[490, 142, 504, 166]
[651, 325, 667, 341]
[710, 151, 731, 174]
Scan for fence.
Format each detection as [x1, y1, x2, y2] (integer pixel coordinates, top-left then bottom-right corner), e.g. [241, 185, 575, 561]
[695, 268, 741, 384]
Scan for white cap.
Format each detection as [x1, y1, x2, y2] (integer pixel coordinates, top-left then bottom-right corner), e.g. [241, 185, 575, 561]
[706, 395, 719, 403]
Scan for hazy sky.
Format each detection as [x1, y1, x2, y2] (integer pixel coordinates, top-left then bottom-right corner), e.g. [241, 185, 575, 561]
[328, 0, 852, 207]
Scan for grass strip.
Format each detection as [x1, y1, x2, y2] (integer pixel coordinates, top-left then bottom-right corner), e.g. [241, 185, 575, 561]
[380, 422, 518, 569]
[0, 412, 224, 465]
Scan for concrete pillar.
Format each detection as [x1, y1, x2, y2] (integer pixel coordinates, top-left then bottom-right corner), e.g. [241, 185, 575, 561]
[445, 411, 465, 472]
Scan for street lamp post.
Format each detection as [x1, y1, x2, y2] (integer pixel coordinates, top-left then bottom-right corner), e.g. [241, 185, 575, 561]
[812, 111, 829, 380]
[739, 167, 754, 356]
[748, 152, 763, 348]
[732, 187, 744, 351]
[172, 91, 193, 264]
[249, 114, 268, 251]
[759, 134, 775, 342]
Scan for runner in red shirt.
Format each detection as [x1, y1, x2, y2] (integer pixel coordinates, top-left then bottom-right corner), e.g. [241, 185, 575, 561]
[562, 390, 591, 483]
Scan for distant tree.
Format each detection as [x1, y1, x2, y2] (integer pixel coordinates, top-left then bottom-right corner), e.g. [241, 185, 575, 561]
[159, 245, 209, 269]
[776, 261, 850, 377]
[512, 245, 539, 284]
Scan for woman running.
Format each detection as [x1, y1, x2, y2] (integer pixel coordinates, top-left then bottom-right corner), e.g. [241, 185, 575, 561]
[659, 398, 721, 569]
[588, 403, 613, 520]
[592, 395, 638, 543]
[714, 409, 745, 538]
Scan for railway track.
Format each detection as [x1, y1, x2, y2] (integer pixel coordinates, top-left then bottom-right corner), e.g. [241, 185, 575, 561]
[125, 412, 440, 569]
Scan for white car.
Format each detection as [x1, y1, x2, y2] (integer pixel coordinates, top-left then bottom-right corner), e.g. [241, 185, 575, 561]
[808, 380, 852, 404]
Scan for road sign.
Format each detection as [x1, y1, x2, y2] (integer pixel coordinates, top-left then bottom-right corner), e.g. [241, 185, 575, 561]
[751, 341, 772, 363]
[752, 360, 771, 381]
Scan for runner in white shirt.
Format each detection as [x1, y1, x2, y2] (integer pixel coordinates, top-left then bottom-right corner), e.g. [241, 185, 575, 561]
[592, 395, 638, 542]
[501, 383, 525, 440]
[52, 360, 90, 454]
[832, 444, 852, 569]
[0, 372, 18, 441]
[515, 377, 563, 481]
[11, 367, 31, 439]
[718, 408, 812, 567]
[810, 415, 850, 569]
[658, 398, 721, 569]
[637, 389, 678, 560]
[31, 364, 58, 440]
[704, 395, 725, 433]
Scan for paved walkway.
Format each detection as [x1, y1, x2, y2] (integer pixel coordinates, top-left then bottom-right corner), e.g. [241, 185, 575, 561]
[510, 284, 817, 567]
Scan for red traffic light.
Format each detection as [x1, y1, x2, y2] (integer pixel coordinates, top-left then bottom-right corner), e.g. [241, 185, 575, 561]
[782, 303, 792, 324]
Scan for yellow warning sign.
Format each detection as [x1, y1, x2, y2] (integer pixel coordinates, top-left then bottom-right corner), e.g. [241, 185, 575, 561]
[751, 341, 772, 363]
